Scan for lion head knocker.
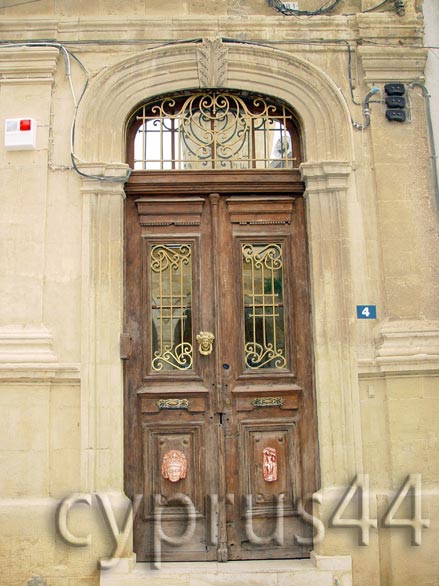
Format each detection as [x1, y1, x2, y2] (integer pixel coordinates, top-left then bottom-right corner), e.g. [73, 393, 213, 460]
[161, 450, 188, 483]
[263, 447, 278, 482]
[196, 331, 215, 356]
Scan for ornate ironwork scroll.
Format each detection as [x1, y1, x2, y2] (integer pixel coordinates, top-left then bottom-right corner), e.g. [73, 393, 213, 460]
[161, 450, 188, 483]
[263, 447, 278, 482]
[242, 243, 287, 369]
[133, 92, 295, 170]
[151, 244, 193, 371]
[157, 398, 190, 410]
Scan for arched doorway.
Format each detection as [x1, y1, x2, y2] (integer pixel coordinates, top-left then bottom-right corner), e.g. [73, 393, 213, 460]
[123, 91, 317, 562]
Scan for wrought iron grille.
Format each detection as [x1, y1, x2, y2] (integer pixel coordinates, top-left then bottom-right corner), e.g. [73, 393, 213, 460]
[130, 92, 298, 170]
[150, 243, 193, 371]
[242, 243, 287, 370]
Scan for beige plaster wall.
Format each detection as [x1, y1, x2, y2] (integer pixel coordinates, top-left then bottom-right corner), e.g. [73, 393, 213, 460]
[0, 1, 437, 585]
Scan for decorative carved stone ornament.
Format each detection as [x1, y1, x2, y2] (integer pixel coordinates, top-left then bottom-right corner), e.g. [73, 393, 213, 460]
[263, 447, 278, 482]
[161, 450, 188, 482]
[197, 38, 228, 88]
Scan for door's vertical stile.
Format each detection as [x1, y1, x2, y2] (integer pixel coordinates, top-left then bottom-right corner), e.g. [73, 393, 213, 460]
[209, 194, 224, 416]
[209, 192, 228, 561]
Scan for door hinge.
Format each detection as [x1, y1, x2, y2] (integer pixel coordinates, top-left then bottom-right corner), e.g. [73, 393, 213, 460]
[120, 333, 132, 360]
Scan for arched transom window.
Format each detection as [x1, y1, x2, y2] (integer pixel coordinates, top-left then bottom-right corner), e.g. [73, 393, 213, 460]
[127, 92, 301, 171]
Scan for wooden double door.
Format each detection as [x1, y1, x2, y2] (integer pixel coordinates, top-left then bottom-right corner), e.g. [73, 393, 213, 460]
[124, 172, 317, 562]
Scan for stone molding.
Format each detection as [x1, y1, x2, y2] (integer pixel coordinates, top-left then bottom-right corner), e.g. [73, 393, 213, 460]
[0, 325, 80, 382]
[0, 15, 423, 44]
[300, 161, 353, 193]
[358, 320, 439, 376]
[77, 163, 131, 195]
[0, 325, 57, 363]
[0, 46, 59, 83]
[358, 46, 428, 84]
[356, 13, 424, 45]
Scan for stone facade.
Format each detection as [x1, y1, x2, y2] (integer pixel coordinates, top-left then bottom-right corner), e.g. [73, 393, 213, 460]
[0, 1, 438, 585]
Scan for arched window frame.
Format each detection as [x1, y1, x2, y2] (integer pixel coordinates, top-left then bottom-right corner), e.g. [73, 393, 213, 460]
[126, 91, 302, 171]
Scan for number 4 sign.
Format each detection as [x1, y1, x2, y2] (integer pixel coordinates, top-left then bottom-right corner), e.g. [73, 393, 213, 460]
[357, 305, 377, 319]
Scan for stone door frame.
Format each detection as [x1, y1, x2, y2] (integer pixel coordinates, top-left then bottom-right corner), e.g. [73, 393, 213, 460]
[75, 39, 364, 558]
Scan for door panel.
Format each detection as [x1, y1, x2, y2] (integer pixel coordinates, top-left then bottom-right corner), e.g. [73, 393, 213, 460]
[124, 187, 316, 562]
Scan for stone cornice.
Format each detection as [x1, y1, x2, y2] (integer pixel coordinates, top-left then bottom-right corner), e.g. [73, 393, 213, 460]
[0, 364, 80, 383]
[78, 163, 131, 195]
[0, 325, 57, 363]
[0, 15, 423, 45]
[356, 13, 424, 45]
[0, 325, 80, 382]
[358, 46, 428, 84]
[300, 161, 352, 193]
[358, 320, 439, 376]
[0, 46, 59, 82]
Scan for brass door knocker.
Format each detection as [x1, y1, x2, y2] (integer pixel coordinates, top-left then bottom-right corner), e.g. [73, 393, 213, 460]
[196, 331, 215, 355]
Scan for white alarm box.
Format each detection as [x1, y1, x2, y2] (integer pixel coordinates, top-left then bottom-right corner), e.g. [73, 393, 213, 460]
[4, 118, 36, 150]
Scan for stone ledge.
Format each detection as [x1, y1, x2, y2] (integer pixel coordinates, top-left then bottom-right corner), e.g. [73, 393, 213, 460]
[358, 320, 439, 376]
[0, 325, 80, 382]
[0, 46, 59, 79]
[0, 363, 80, 383]
[0, 325, 57, 363]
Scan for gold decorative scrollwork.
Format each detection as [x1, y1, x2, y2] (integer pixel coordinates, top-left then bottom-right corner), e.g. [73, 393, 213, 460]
[152, 342, 193, 372]
[151, 244, 191, 273]
[133, 92, 296, 170]
[243, 243, 287, 370]
[157, 398, 190, 410]
[151, 244, 193, 372]
[242, 243, 283, 270]
[245, 342, 286, 370]
[252, 397, 284, 408]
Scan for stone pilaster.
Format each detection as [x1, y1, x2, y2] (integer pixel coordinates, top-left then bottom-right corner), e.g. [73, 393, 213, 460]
[79, 163, 129, 493]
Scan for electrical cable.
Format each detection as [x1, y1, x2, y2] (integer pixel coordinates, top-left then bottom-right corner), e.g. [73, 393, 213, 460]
[362, 0, 390, 13]
[409, 82, 439, 230]
[268, 0, 342, 16]
[1, 0, 42, 8]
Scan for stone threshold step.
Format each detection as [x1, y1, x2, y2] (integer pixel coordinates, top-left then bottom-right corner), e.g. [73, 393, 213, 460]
[100, 553, 352, 586]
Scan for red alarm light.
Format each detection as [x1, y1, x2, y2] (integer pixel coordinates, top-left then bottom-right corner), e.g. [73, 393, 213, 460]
[19, 119, 32, 131]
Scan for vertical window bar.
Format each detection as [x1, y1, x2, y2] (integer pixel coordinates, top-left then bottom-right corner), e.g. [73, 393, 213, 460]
[142, 107, 147, 170]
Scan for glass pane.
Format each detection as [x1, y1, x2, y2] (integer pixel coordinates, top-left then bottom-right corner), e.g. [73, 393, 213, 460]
[242, 243, 286, 370]
[150, 244, 193, 371]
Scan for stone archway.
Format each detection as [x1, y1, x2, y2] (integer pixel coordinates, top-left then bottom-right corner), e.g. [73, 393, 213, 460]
[76, 38, 353, 163]
[75, 40, 360, 571]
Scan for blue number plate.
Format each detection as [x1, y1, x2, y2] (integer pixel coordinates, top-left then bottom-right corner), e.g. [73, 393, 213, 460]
[357, 305, 377, 319]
